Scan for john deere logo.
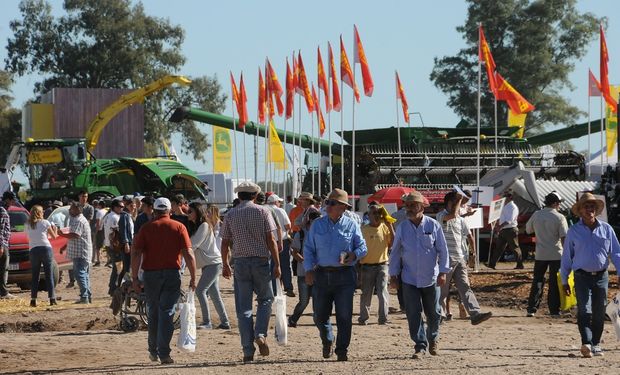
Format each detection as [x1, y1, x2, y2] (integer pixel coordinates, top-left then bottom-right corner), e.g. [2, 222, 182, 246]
[215, 131, 231, 153]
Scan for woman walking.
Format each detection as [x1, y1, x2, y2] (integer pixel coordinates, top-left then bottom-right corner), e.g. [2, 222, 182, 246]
[188, 202, 230, 329]
[26, 205, 58, 307]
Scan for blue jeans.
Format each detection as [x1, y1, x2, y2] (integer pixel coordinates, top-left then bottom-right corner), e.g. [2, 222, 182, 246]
[143, 269, 181, 359]
[196, 263, 229, 326]
[312, 266, 356, 357]
[29, 246, 55, 300]
[72, 258, 91, 300]
[232, 257, 274, 357]
[574, 270, 608, 346]
[402, 282, 441, 351]
[289, 276, 312, 324]
[271, 240, 294, 293]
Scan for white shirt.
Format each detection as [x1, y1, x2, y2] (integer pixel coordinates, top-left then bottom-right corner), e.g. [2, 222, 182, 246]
[95, 208, 106, 231]
[499, 201, 519, 229]
[284, 202, 295, 215]
[26, 220, 52, 249]
[103, 211, 120, 247]
[270, 204, 291, 240]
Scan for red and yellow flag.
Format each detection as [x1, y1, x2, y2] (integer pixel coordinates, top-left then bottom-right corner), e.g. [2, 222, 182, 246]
[395, 71, 409, 123]
[293, 54, 301, 95]
[266, 59, 284, 116]
[317, 46, 331, 112]
[600, 25, 618, 113]
[230, 71, 239, 105]
[297, 52, 315, 113]
[353, 25, 374, 97]
[495, 73, 535, 115]
[238, 73, 249, 128]
[312, 84, 326, 137]
[258, 68, 266, 123]
[340, 35, 360, 103]
[285, 59, 294, 120]
[479, 25, 498, 98]
[328, 42, 342, 112]
[589, 69, 602, 97]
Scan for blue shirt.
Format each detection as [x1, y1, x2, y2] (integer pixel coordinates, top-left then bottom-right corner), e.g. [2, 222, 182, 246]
[303, 214, 367, 270]
[560, 219, 620, 284]
[388, 215, 450, 288]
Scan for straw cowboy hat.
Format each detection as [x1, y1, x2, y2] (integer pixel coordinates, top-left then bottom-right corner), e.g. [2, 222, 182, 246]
[327, 188, 351, 207]
[401, 191, 430, 207]
[298, 191, 316, 203]
[571, 192, 604, 216]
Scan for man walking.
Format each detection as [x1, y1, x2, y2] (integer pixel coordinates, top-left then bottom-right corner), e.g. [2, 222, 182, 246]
[561, 193, 620, 358]
[0, 191, 14, 299]
[304, 188, 367, 362]
[221, 182, 280, 363]
[267, 194, 294, 296]
[489, 191, 523, 269]
[525, 192, 568, 317]
[436, 191, 492, 325]
[131, 197, 196, 365]
[389, 191, 450, 359]
[59, 202, 93, 304]
[358, 204, 393, 325]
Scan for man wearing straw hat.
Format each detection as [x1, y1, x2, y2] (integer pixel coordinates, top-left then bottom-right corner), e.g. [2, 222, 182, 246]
[389, 191, 450, 359]
[561, 192, 620, 358]
[304, 188, 367, 362]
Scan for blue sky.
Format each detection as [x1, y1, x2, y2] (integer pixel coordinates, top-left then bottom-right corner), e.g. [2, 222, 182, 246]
[1, 0, 618, 183]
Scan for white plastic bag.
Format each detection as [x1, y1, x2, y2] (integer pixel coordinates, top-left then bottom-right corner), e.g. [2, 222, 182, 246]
[177, 290, 197, 352]
[606, 291, 620, 341]
[274, 279, 288, 346]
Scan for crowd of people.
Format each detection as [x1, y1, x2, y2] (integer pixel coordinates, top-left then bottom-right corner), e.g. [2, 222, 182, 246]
[1, 182, 619, 364]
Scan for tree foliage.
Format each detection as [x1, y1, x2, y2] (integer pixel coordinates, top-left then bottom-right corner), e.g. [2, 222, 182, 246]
[430, 0, 601, 135]
[4, 0, 226, 160]
[0, 71, 21, 165]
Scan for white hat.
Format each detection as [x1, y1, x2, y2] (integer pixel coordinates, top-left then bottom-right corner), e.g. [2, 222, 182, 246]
[154, 197, 172, 211]
[267, 194, 284, 203]
[234, 181, 261, 194]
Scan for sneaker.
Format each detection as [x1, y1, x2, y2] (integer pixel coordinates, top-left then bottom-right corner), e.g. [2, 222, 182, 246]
[358, 319, 368, 326]
[592, 345, 604, 356]
[428, 341, 438, 356]
[526, 312, 535, 317]
[149, 353, 158, 362]
[471, 312, 493, 325]
[288, 319, 297, 328]
[378, 320, 390, 325]
[580, 344, 592, 358]
[388, 307, 400, 314]
[337, 353, 348, 361]
[254, 336, 269, 356]
[285, 290, 296, 298]
[322, 341, 334, 359]
[242, 355, 254, 363]
[217, 323, 231, 330]
[0, 293, 16, 299]
[160, 356, 174, 364]
[75, 298, 89, 304]
[412, 348, 426, 359]
[197, 323, 212, 330]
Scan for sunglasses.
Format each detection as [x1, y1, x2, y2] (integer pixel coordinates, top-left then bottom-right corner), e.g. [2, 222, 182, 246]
[325, 199, 343, 207]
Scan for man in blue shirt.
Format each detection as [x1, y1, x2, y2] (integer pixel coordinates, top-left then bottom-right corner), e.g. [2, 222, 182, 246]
[389, 191, 450, 359]
[561, 192, 620, 358]
[304, 188, 367, 362]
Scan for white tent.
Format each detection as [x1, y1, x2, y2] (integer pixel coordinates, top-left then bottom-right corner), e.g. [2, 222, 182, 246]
[586, 145, 617, 179]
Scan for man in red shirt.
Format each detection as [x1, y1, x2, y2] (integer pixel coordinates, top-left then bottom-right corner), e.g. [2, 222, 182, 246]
[131, 197, 196, 365]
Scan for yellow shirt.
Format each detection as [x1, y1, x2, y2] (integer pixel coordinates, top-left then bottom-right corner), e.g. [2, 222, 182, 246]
[360, 223, 391, 264]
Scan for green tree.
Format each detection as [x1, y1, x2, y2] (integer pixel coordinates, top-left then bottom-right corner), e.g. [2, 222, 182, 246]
[4, 0, 226, 160]
[430, 0, 601, 135]
[0, 70, 21, 165]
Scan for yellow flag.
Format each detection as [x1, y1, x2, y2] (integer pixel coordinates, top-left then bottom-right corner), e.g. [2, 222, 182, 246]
[507, 109, 527, 138]
[606, 85, 619, 158]
[213, 126, 232, 173]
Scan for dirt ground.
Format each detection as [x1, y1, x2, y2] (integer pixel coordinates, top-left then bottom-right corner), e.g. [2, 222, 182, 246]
[1, 262, 619, 375]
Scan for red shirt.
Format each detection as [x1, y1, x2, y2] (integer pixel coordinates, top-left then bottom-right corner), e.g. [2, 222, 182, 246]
[289, 206, 304, 232]
[133, 215, 192, 270]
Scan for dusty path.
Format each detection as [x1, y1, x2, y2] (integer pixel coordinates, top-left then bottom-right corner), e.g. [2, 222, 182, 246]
[0, 264, 619, 374]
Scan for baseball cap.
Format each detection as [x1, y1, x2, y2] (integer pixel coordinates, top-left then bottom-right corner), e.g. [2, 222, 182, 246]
[544, 191, 563, 205]
[154, 197, 172, 211]
[267, 194, 284, 203]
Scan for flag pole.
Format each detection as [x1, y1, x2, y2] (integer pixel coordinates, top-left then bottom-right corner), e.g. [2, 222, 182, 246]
[291, 52, 298, 198]
[601, 95, 604, 175]
[494, 98, 498, 167]
[283, 62, 288, 201]
[396, 71, 402, 167]
[340, 77, 345, 190]
[351, 45, 357, 212]
[317, 86, 322, 198]
[328, 64, 333, 192]
[255, 111, 259, 183]
[475, 23, 482, 273]
[311, 83, 316, 194]
[211, 128, 216, 203]
[264, 63, 270, 192]
[587, 82, 591, 178]
[242, 77, 248, 182]
[231, 92, 240, 184]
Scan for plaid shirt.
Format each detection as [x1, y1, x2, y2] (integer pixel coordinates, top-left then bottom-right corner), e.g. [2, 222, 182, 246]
[221, 201, 277, 258]
[66, 214, 92, 260]
[0, 207, 9, 250]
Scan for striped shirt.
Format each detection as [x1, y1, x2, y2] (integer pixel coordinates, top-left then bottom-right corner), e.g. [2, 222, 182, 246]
[66, 214, 92, 261]
[0, 207, 9, 250]
[221, 201, 277, 258]
[435, 209, 470, 263]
